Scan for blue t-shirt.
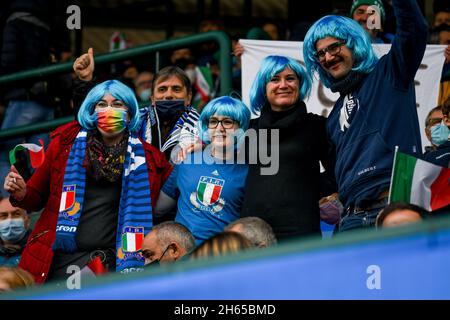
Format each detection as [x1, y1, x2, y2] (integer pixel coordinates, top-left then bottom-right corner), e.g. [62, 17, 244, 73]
[162, 151, 248, 245]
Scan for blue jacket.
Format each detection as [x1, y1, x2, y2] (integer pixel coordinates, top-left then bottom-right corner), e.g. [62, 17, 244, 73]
[327, 0, 428, 208]
[424, 141, 450, 168]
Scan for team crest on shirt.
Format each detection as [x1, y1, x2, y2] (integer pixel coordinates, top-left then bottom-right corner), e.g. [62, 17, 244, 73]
[190, 176, 226, 214]
[339, 94, 359, 132]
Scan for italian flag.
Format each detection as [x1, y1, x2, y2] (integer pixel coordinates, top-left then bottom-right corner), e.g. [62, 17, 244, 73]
[389, 150, 450, 211]
[193, 66, 214, 107]
[9, 139, 45, 168]
[122, 227, 144, 252]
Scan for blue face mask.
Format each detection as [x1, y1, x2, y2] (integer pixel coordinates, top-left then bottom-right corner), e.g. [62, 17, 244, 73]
[154, 99, 187, 120]
[139, 89, 151, 102]
[431, 121, 450, 146]
[0, 218, 27, 242]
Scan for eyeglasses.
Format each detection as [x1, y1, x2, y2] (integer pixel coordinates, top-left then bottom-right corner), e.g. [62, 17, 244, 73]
[207, 118, 236, 129]
[95, 101, 127, 109]
[314, 41, 346, 62]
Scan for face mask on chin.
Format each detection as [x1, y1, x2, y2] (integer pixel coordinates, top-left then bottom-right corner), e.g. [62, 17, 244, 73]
[0, 218, 27, 242]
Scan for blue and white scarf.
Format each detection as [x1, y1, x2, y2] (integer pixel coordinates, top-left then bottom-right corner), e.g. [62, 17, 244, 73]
[53, 129, 153, 273]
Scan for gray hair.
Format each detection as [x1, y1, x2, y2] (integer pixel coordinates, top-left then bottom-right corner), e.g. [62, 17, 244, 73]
[153, 221, 195, 253]
[226, 217, 277, 248]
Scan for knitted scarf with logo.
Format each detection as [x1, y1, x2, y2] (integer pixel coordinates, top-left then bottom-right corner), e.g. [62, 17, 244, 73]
[53, 129, 153, 273]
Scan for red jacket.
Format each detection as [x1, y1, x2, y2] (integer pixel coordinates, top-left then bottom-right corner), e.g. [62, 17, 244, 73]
[12, 121, 172, 284]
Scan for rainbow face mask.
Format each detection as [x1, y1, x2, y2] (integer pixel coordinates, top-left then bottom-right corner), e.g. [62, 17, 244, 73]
[96, 106, 128, 135]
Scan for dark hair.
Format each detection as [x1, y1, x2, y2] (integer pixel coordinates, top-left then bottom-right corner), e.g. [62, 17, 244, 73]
[151, 66, 192, 95]
[442, 96, 450, 117]
[376, 202, 427, 227]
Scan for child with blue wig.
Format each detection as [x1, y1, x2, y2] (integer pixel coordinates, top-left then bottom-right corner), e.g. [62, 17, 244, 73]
[240, 55, 337, 241]
[155, 96, 250, 245]
[4, 79, 172, 283]
[303, 0, 428, 232]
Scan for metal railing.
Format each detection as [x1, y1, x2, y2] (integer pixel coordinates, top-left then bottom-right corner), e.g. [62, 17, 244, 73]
[0, 31, 232, 140]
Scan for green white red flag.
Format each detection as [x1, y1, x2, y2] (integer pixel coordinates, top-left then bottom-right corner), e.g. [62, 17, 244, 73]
[9, 139, 45, 168]
[389, 150, 450, 211]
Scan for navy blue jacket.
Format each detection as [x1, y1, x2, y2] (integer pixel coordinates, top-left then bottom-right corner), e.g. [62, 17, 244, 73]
[424, 141, 450, 168]
[327, 0, 428, 208]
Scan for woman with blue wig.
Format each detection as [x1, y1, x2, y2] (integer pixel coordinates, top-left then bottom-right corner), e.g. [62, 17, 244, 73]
[4, 80, 172, 283]
[155, 96, 250, 245]
[240, 55, 336, 241]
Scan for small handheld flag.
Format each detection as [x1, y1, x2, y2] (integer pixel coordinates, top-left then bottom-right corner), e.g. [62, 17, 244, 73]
[9, 139, 45, 169]
[389, 149, 450, 211]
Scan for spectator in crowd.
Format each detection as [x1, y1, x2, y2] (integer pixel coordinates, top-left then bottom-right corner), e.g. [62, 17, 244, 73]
[141, 221, 195, 266]
[376, 202, 426, 228]
[262, 22, 281, 41]
[424, 97, 450, 167]
[3, 79, 172, 283]
[0, 198, 31, 266]
[134, 71, 154, 103]
[73, 49, 200, 161]
[433, 23, 450, 106]
[225, 217, 277, 248]
[424, 106, 444, 154]
[350, 0, 394, 43]
[303, 0, 428, 232]
[433, 0, 450, 27]
[241, 55, 336, 241]
[0, 266, 34, 292]
[155, 96, 250, 245]
[190, 231, 252, 260]
[0, 0, 64, 197]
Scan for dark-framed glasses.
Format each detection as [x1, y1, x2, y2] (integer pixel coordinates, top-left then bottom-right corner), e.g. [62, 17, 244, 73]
[207, 118, 236, 129]
[315, 41, 346, 62]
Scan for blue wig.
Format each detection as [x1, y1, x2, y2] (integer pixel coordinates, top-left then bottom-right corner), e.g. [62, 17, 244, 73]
[198, 96, 251, 145]
[303, 15, 379, 88]
[249, 55, 312, 114]
[77, 80, 141, 131]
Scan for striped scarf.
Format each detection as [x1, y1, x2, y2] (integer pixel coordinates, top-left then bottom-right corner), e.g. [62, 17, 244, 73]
[53, 129, 153, 273]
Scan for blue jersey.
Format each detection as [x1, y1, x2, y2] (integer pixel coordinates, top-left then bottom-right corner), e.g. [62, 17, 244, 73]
[162, 152, 248, 244]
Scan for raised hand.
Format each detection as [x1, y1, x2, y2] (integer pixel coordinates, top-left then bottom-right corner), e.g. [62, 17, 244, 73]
[3, 165, 26, 201]
[73, 47, 95, 81]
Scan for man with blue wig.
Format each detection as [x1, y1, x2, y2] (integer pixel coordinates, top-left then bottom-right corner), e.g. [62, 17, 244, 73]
[303, 0, 428, 231]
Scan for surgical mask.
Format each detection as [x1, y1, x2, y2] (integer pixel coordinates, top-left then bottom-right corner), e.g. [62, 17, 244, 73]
[0, 218, 27, 242]
[155, 99, 187, 120]
[139, 89, 151, 102]
[96, 106, 128, 136]
[431, 121, 450, 146]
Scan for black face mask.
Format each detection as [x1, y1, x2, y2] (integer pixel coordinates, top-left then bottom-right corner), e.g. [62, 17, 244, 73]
[144, 245, 170, 269]
[154, 99, 187, 120]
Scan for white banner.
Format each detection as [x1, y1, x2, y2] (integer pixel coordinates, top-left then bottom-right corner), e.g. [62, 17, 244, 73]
[240, 40, 446, 152]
